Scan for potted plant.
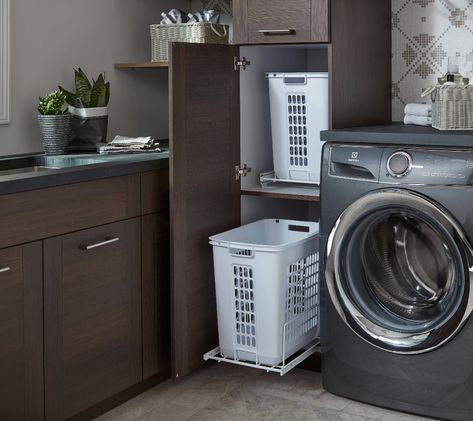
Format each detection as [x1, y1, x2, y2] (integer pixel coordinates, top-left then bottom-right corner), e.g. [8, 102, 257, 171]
[37, 90, 71, 155]
[59, 68, 110, 151]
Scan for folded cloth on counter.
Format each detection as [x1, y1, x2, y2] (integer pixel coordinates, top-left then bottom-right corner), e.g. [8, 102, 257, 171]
[404, 103, 432, 117]
[97, 136, 161, 154]
[404, 115, 432, 126]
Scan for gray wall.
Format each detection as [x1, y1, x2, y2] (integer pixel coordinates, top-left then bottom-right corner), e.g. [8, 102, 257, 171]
[0, 0, 189, 156]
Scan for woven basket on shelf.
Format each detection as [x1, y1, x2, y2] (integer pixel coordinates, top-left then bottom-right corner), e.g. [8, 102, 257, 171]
[150, 23, 229, 62]
[430, 85, 473, 131]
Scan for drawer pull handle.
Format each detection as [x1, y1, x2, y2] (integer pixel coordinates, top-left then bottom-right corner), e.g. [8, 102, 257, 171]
[0, 266, 11, 273]
[258, 29, 296, 36]
[82, 237, 120, 251]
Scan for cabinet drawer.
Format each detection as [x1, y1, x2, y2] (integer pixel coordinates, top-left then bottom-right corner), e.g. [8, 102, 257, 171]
[44, 219, 142, 420]
[235, 0, 329, 44]
[0, 175, 140, 250]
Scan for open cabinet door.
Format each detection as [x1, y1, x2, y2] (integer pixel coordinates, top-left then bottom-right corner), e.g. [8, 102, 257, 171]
[170, 42, 241, 378]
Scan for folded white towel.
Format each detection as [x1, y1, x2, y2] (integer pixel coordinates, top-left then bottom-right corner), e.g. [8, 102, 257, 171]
[110, 135, 155, 146]
[97, 135, 161, 155]
[404, 115, 432, 126]
[404, 103, 432, 117]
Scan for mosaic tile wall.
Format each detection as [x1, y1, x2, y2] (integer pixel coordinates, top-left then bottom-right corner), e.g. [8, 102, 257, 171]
[392, 0, 473, 120]
[194, 0, 232, 15]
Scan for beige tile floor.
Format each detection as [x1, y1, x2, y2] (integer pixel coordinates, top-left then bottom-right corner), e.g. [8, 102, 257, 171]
[95, 363, 435, 421]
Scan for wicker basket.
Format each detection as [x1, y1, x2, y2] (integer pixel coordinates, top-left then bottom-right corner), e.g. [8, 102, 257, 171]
[431, 85, 473, 131]
[150, 23, 229, 62]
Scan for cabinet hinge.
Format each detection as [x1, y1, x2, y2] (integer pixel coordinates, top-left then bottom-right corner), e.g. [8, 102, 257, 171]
[234, 56, 251, 71]
[235, 164, 252, 180]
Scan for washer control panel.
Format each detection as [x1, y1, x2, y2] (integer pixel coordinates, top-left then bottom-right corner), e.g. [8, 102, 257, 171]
[327, 144, 473, 185]
[380, 148, 473, 185]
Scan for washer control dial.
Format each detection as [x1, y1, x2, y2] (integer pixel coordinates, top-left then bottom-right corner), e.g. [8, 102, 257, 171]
[387, 151, 412, 178]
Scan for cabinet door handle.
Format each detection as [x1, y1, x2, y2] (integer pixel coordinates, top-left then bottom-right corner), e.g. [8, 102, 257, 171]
[81, 237, 120, 251]
[0, 266, 11, 273]
[258, 29, 296, 36]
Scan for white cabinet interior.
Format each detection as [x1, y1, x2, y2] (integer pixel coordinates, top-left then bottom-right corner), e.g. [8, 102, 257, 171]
[239, 45, 328, 224]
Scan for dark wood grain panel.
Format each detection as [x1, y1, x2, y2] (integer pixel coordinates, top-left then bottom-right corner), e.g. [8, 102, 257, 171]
[23, 242, 45, 421]
[330, 0, 392, 128]
[142, 213, 170, 379]
[141, 169, 169, 215]
[44, 220, 142, 420]
[247, 0, 312, 44]
[232, 0, 248, 44]
[0, 175, 141, 250]
[170, 43, 241, 377]
[311, 0, 330, 42]
[0, 243, 43, 421]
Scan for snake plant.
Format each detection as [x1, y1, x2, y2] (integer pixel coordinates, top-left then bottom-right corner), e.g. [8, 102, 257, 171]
[59, 68, 110, 109]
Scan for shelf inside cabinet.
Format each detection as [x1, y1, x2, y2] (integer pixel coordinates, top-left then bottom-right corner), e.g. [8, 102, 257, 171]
[241, 184, 320, 202]
[114, 62, 169, 69]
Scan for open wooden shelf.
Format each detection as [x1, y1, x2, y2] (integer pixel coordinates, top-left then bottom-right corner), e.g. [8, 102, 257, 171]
[241, 184, 320, 202]
[114, 61, 169, 69]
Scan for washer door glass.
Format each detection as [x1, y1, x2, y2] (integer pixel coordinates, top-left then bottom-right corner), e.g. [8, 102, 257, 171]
[326, 189, 473, 354]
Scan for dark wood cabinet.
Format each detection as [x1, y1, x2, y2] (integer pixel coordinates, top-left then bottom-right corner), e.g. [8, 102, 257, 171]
[0, 243, 43, 421]
[169, 0, 391, 373]
[44, 219, 142, 420]
[170, 43, 241, 378]
[233, 0, 330, 44]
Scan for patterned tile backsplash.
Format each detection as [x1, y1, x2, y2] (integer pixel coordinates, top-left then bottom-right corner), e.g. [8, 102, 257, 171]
[393, 0, 473, 120]
[195, 0, 232, 15]
[194, 0, 473, 121]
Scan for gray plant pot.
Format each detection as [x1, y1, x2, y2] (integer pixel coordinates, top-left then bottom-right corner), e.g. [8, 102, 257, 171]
[38, 114, 72, 155]
[68, 106, 108, 152]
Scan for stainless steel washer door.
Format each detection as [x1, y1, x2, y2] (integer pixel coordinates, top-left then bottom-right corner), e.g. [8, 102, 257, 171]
[326, 189, 473, 354]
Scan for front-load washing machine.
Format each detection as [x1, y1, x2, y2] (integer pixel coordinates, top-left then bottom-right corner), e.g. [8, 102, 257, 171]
[320, 143, 473, 420]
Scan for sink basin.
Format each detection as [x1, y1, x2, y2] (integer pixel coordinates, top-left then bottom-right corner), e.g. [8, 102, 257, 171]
[0, 156, 61, 177]
[0, 165, 59, 177]
[38, 156, 108, 168]
[0, 155, 110, 177]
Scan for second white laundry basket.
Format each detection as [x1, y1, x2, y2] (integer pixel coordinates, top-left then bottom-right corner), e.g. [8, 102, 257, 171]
[268, 73, 329, 184]
[209, 219, 320, 367]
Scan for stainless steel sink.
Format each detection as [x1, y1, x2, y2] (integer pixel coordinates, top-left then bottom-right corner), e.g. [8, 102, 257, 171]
[0, 155, 112, 176]
[37, 156, 108, 168]
[0, 165, 59, 177]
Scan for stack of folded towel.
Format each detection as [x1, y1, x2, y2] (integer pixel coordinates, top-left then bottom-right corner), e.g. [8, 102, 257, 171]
[97, 136, 161, 155]
[404, 104, 432, 126]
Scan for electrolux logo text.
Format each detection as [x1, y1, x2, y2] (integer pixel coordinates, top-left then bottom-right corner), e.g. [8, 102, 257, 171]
[348, 151, 360, 163]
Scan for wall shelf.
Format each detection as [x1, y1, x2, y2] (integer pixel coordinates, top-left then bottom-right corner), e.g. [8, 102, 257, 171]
[114, 61, 168, 69]
[241, 184, 320, 202]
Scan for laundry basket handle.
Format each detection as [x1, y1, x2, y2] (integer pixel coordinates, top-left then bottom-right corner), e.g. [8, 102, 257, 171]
[210, 23, 228, 38]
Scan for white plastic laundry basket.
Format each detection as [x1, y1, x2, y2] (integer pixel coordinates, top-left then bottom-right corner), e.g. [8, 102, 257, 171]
[209, 219, 320, 366]
[268, 73, 329, 184]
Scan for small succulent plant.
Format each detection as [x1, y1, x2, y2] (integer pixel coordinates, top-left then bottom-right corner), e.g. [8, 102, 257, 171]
[38, 90, 68, 115]
[59, 68, 110, 109]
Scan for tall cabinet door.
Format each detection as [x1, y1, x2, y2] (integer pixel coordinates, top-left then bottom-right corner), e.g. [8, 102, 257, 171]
[170, 42, 241, 377]
[44, 219, 142, 420]
[0, 243, 43, 421]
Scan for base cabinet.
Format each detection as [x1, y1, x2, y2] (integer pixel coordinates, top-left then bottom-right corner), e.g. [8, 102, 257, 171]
[44, 219, 142, 420]
[0, 243, 43, 421]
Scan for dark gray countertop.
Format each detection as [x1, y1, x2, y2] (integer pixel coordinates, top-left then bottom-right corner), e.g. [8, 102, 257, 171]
[0, 151, 169, 196]
[321, 122, 473, 147]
